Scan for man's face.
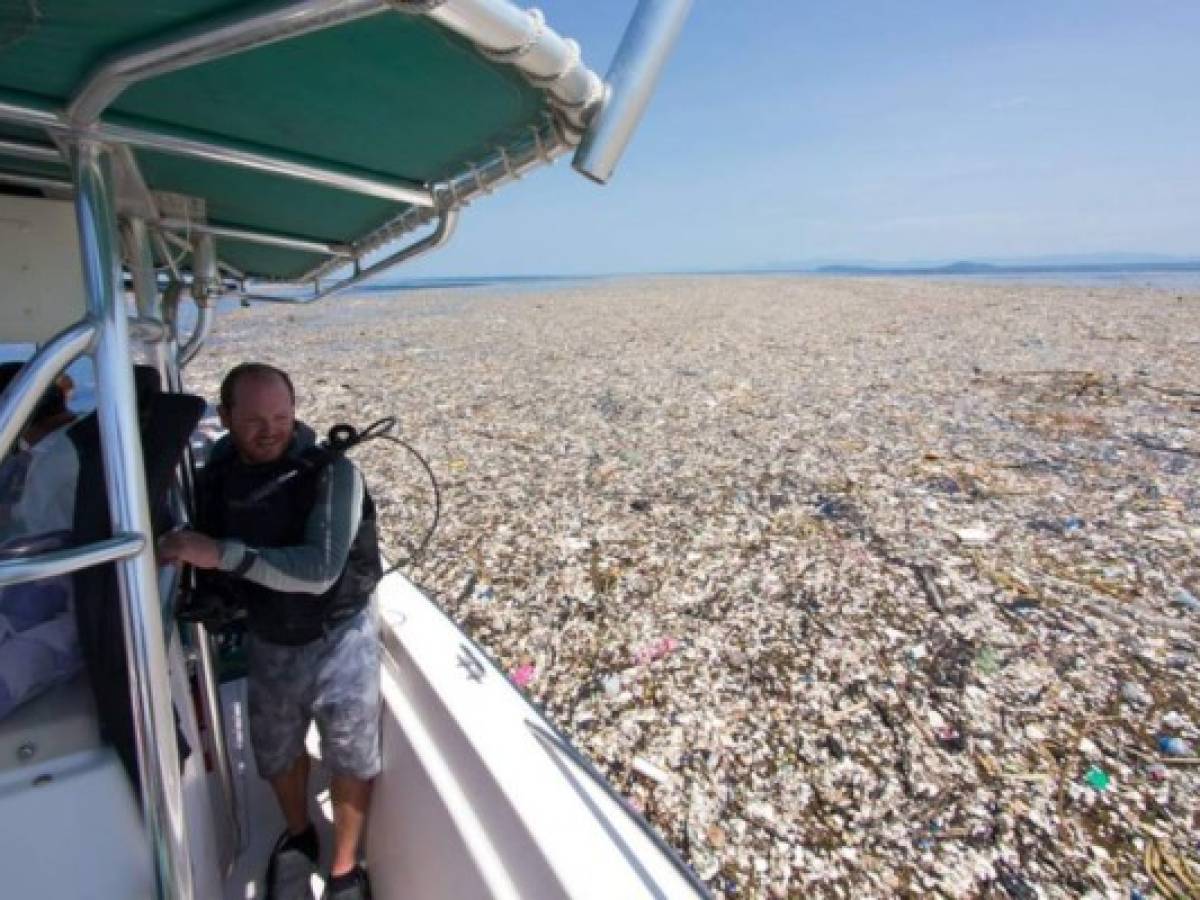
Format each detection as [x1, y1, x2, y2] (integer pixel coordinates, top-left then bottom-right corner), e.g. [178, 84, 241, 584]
[219, 373, 295, 465]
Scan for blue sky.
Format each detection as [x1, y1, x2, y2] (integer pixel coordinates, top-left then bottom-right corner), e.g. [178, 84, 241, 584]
[399, 1, 1200, 277]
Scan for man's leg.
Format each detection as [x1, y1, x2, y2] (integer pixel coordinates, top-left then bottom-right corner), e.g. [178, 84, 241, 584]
[270, 753, 312, 835]
[330, 774, 373, 877]
[314, 606, 382, 887]
[248, 634, 321, 894]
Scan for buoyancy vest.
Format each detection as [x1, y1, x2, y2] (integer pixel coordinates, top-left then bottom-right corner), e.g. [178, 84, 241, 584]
[196, 428, 382, 646]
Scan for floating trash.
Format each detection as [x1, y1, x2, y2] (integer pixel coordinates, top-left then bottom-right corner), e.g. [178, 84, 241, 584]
[1158, 736, 1193, 757]
[186, 276, 1200, 897]
[632, 636, 679, 666]
[509, 663, 537, 689]
[1173, 588, 1200, 612]
[955, 525, 994, 546]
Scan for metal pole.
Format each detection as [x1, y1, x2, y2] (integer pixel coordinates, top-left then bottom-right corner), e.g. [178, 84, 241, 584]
[71, 138, 194, 900]
[149, 259, 241, 866]
[572, 0, 692, 184]
[315, 207, 458, 301]
[296, 120, 564, 287]
[0, 98, 433, 208]
[126, 219, 160, 318]
[188, 620, 243, 862]
[0, 321, 95, 460]
[245, 207, 459, 303]
[0, 136, 62, 162]
[0, 534, 145, 587]
[156, 218, 353, 257]
[178, 304, 214, 368]
[0, 171, 74, 194]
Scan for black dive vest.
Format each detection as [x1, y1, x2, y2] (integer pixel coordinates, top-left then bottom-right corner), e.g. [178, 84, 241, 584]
[197, 441, 382, 646]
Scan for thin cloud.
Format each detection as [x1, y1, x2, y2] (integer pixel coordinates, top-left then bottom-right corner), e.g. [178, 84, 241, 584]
[990, 95, 1032, 111]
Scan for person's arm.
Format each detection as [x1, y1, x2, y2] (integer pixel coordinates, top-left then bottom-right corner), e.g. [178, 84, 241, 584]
[159, 457, 363, 595]
[219, 457, 364, 594]
[13, 432, 79, 536]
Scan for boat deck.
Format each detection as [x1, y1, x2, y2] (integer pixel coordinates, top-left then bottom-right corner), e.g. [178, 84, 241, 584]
[220, 682, 335, 900]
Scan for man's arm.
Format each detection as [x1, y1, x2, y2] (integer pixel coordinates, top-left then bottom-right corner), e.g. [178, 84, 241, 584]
[160, 457, 363, 595]
[223, 457, 363, 594]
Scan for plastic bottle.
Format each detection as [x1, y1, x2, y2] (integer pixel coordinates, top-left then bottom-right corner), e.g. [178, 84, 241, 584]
[1158, 735, 1193, 757]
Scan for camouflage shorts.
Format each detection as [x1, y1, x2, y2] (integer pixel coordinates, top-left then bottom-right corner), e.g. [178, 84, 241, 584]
[247, 605, 381, 780]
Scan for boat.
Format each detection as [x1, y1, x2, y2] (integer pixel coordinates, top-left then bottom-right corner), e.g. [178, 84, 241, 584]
[0, 1, 705, 897]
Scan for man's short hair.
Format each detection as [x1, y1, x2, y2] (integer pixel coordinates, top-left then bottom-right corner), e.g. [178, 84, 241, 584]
[0, 361, 67, 424]
[219, 362, 295, 411]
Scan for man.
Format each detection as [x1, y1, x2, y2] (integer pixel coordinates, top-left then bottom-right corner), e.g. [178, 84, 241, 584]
[160, 362, 382, 900]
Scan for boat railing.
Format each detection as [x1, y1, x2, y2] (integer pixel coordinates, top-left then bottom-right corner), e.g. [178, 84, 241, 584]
[0, 533, 146, 587]
[129, 211, 244, 871]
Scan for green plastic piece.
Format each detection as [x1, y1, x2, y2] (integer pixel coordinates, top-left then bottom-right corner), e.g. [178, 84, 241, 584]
[975, 647, 1000, 675]
[1084, 767, 1110, 791]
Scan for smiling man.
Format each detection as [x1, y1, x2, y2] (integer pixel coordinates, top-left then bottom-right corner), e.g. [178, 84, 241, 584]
[160, 362, 382, 900]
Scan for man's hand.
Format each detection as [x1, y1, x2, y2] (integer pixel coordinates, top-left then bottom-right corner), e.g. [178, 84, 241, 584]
[158, 529, 222, 570]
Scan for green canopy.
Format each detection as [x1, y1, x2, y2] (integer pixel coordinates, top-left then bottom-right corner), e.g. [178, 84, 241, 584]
[0, 0, 603, 282]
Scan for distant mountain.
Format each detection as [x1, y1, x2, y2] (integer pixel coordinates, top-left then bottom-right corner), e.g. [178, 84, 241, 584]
[812, 258, 1200, 276]
[753, 252, 1200, 273]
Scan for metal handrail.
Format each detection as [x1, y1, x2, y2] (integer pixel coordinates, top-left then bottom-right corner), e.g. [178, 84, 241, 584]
[0, 533, 145, 588]
[0, 320, 95, 461]
[0, 171, 73, 194]
[177, 302, 214, 368]
[316, 206, 459, 301]
[73, 138, 194, 900]
[0, 137, 62, 163]
[132, 211, 244, 871]
[244, 207, 459, 303]
[156, 218, 354, 257]
[0, 98, 433, 208]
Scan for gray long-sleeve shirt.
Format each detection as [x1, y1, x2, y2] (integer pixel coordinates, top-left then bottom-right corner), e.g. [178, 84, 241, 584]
[212, 439, 364, 595]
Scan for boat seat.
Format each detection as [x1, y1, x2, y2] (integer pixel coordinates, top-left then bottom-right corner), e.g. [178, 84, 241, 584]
[0, 745, 155, 898]
[0, 671, 99, 775]
[70, 366, 206, 787]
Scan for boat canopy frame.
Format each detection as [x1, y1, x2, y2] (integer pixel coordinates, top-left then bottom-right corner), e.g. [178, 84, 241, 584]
[0, 0, 690, 297]
[0, 1, 691, 897]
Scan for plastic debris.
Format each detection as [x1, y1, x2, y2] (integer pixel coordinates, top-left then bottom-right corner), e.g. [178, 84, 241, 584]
[1122, 681, 1152, 707]
[1083, 767, 1111, 790]
[1062, 515, 1086, 533]
[1173, 587, 1200, 612]
[632, 756, 673, 785]
[632, 636, 679, 665]
[509, 663, 537, 689]
[954, 525, 994, 546]
[1158, 736, 1193, 757]
[187, 276, 1200, 897]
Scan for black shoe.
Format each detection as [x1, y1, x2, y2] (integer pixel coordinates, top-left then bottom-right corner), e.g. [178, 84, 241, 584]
[322, 864, 372, 900]
[265, 825, 319, 900]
